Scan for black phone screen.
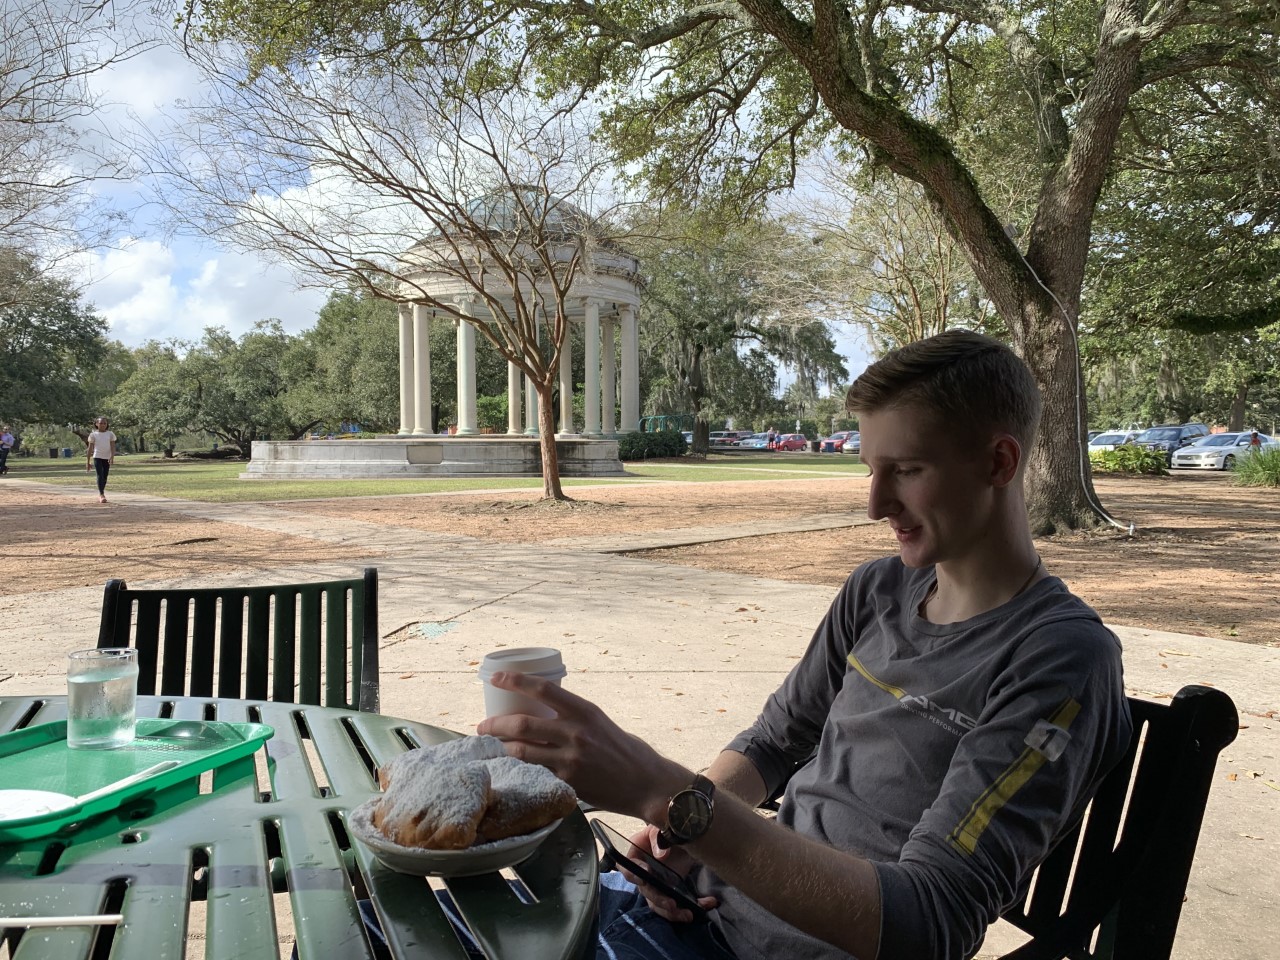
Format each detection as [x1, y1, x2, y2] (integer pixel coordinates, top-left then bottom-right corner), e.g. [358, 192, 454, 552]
[590, 820, 706, 919]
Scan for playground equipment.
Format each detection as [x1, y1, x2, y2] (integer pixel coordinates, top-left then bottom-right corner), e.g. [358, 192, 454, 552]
[640, 414, 694, 433]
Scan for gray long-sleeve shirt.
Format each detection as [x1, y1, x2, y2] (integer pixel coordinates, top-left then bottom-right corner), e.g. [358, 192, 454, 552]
[697, 557, 1132, 960]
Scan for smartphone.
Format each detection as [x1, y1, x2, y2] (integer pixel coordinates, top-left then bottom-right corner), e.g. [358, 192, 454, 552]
[590, 819, 707, 920]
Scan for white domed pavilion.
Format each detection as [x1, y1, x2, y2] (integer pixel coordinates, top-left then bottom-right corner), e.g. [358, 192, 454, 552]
[244, 187, 642, 479]
[395, 186, 643, 439]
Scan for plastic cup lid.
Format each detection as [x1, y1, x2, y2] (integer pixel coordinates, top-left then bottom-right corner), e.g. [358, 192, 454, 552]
[478, 647, 566, 681]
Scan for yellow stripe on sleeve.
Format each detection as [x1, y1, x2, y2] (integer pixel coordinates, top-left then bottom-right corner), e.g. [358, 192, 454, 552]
[948, 698, 1082, 856]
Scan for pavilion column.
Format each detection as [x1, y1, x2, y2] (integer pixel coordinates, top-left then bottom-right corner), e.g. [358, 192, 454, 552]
[620, 303, 640, 433]
[602, 317, 617, 437]
[524, 318, 540, 436]
[507, 361, 522, 435]
[523, 375, 538, 435]
[557, 332, 574, 435]
[412, 304, 432, 435]
[455, 300, 478, 435]
[583, 299, 602, 438]
[397, 304, 414, 435]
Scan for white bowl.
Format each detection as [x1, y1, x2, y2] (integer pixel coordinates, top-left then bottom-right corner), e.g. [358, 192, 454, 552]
[348, 799, 562, 877]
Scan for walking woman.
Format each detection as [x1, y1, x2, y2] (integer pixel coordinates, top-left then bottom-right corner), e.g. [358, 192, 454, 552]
[86, 416, 117, 503]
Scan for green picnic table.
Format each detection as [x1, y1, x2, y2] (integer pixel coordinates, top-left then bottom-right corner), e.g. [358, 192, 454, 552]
[0, 695, 598, 960]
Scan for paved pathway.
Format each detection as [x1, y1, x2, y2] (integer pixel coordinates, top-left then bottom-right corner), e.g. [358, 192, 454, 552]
[2, 482, 1276, 958]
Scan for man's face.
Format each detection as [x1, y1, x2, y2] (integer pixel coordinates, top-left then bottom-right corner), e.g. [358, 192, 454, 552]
[859, 405, 1000, 569]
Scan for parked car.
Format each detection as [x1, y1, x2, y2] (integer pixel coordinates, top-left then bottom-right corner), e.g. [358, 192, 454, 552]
[1170, 431, 1278, 471]
[774, 433, 809, 451]
[737, 433, 772, 450]
[840, 432, 862, 456]
[819, 430, 856, 453]
[708, 431, 737, 447]
[1088, 430, 1141, 453]
[1133, 423, 1210, 464]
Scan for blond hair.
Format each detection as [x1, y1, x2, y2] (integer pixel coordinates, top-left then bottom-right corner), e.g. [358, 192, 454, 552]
[846, 330, 1042, 450]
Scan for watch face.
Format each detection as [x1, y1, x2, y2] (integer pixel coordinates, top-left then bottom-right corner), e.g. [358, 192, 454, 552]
[669, 790, 713, 840]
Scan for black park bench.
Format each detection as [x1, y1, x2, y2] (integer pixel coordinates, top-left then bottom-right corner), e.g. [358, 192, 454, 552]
[751, 685, 1238, 959]
[997, 684, 1238, 959]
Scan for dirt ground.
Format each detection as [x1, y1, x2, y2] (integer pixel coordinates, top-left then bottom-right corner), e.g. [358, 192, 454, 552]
[4, 469, 1276, 645]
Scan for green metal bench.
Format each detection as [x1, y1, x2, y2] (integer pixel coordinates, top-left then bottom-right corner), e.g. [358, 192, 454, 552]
[97, 568, 381, 713]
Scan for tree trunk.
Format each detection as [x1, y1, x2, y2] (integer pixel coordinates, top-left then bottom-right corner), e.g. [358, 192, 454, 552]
[1020, 298, 1105, 535]
[1229, 383, 1248, 431]
[692, 418, 709, 455]
[536, 382, 567, 500]
[689, 345, 709, 456]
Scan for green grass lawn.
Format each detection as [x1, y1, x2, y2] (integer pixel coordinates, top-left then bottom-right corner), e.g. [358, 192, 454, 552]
[6, 452, 867, 503]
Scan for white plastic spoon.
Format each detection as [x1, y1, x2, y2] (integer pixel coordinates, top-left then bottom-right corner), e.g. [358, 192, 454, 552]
[0, 760, 181, 822]
[0, 914, 123, 927]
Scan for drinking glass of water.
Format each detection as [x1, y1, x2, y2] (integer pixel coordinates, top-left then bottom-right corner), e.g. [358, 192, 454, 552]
[67, 648, 139, 749]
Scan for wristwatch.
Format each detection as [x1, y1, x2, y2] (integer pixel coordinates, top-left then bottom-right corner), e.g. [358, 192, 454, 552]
[655, 774, 716, 848]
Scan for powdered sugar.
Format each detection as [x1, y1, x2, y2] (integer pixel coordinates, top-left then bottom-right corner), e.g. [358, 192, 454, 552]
[374, 759, 490, 849]
[372, 736, 575, 849]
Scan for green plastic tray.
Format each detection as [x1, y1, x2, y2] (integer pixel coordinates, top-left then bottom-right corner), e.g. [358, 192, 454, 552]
[0, 717, 274, 842]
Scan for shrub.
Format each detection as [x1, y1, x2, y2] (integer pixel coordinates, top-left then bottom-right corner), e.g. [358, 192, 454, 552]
[1232, 446, 1280, 487]
[476, 394, 509, 432]
[617, 430, 687, 461]
[1089, 446, 1167, 475]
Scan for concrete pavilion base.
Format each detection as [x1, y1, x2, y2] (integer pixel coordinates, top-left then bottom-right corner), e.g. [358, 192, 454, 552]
[240, 435, 624, 480]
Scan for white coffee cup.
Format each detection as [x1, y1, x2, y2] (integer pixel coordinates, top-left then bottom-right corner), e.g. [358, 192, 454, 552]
[478, 647, 567, 719]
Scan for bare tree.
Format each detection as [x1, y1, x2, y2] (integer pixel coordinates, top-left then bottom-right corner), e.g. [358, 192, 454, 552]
[0, 0, 147, 303]
[768, 164, 998, 354]
[143, 47, 629, 499]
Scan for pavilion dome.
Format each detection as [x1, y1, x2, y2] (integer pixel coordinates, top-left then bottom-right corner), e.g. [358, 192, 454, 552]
[461, 184, 591, 239]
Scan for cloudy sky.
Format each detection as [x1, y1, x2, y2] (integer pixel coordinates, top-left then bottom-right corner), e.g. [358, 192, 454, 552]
[69, 15, 870, 382]
[69, 26, 329, 348]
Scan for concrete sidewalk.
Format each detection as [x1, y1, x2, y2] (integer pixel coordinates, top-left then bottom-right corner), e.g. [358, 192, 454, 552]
[2, 483, 1276, 958]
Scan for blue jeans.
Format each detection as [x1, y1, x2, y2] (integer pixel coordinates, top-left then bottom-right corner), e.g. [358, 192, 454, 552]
[350, 872, 737, 959]
[593, 871, 737, 960]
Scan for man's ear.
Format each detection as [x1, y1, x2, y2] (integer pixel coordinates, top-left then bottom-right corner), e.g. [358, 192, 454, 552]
[990, 434, 1022, 487]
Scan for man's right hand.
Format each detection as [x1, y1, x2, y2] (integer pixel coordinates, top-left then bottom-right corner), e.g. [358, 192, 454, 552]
[622, 823, 718, 923]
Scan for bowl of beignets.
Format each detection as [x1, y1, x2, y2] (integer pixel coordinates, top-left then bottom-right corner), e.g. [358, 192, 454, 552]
[348, 735, 578, 877]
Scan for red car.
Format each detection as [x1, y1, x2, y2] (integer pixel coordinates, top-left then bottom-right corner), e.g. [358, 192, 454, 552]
[775, 433, 809, 451]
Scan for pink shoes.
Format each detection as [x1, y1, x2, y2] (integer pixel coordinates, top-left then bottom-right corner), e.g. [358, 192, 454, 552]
[98, 495, 107, 503]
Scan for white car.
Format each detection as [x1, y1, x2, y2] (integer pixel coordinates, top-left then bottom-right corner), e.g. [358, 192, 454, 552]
[1170, 432, 1277, 470]
[1088, 430, 1140, 452]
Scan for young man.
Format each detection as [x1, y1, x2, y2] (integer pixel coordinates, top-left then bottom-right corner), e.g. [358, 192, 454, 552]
[481, 330, 1132, 960]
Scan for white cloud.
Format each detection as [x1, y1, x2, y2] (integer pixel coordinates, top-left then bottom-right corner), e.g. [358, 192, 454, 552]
[73, 238, 328, 346]
[34, 11, 323, 349]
